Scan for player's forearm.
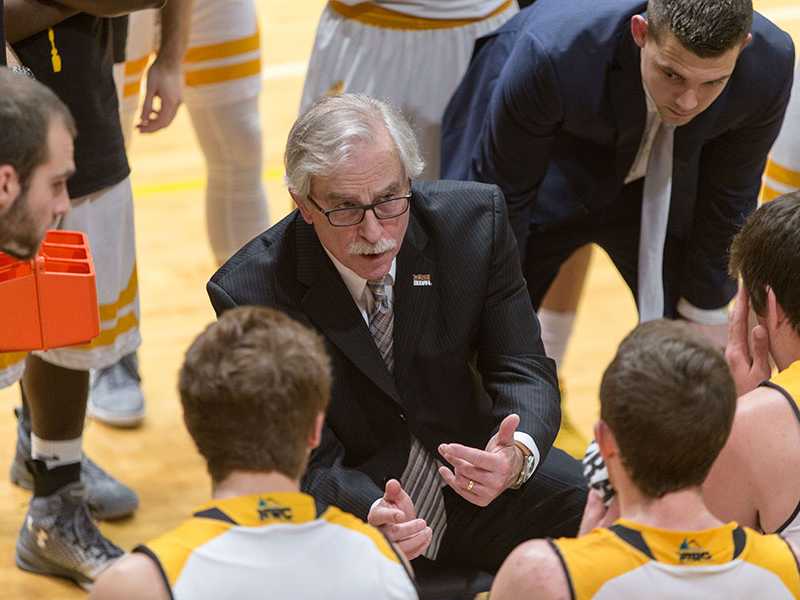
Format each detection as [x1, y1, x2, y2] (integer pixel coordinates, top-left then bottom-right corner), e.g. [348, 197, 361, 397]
[56, 0, 165, 17]
[156, 0, 192, 66]
[5, 0, 77, 43]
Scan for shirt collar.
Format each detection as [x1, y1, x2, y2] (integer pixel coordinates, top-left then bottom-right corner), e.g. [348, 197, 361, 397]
[323, 247, 396, 306]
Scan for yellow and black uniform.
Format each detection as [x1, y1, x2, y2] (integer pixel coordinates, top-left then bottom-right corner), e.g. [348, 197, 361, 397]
[762, 360, 800, 545]
[134, 492, 418, 600]
[551, 519, 800, 599]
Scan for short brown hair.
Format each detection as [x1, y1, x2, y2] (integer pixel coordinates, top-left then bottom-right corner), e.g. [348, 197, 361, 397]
[729, 192, 800, 335]
[179, 306, 331, 483]
[647, 0, 753, 58]
[600, 320, 736, 498]
[0, 67, 76, 188]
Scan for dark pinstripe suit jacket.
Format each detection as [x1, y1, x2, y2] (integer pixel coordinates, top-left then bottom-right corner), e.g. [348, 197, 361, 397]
[207, 180, 560, 519]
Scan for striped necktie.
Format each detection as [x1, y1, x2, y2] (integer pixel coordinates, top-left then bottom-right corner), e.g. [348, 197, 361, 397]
[367, 277, 447, 559]
[637, 122, 675, 322]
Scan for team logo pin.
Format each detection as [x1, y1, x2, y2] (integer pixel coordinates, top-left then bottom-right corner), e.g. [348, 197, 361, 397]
[412, 274, 432, 287]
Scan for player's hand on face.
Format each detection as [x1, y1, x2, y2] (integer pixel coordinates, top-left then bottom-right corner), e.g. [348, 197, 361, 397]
[725, 286, 770, 396]
[367, 479, 432, 560]
[437, 414, 524, 508]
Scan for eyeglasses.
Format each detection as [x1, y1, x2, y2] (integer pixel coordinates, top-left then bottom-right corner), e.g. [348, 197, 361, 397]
[306, 190, 412, 227]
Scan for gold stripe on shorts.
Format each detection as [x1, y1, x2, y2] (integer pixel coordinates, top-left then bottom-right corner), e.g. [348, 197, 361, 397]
[98, 266, 138, 323]
[765, 159, 800, 190]
[0, 351, 26, 370]
[78, 312, 139, 350]
[761, 183, 782, 203]
[185, 58, 261, 87]
[328, 0, 513, 30]
[123, 80, 142, 98]
[125, 54, 151, 77]
[184, 31, 260, 64]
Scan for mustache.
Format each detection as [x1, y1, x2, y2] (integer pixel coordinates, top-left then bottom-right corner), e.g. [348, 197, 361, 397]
[348, 238, 397, 256]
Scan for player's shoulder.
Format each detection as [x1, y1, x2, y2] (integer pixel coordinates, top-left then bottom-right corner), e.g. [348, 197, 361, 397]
[90, 552, 171, 600]
[491, 538, 571, 600]
[319, 505, 402, 565]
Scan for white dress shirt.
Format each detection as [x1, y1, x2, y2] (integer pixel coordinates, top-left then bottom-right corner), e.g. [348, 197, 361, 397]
[624, 85, 728, 325]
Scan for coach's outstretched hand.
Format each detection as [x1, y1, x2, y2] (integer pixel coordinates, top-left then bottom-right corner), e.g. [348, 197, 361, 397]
[438, 414, 524, 508]
[368, 479, 432, 560]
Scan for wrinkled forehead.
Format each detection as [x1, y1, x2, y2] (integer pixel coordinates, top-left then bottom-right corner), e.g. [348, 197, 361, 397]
[311, 137, 406, 197]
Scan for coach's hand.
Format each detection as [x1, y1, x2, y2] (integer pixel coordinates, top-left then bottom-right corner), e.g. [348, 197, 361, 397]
[725, 286, 770, 396]
[438, 414, 524, 508]
[368, 479, 431, 560]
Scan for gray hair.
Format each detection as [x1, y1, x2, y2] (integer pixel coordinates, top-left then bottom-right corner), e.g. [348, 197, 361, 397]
[284, 94, 425, 198]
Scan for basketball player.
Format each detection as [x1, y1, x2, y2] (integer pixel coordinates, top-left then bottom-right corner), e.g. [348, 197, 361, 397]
[300, 0, 518, 182]
[91, 306, 418, 600]
[703, 192, 800, 545]
[492, 320, 800, 599]
[95, 0, 270, 426]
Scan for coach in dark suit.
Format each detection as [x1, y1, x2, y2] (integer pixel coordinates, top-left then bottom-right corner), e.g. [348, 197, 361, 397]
[208, 94, 585, 571]
[442, 0, 794, 338]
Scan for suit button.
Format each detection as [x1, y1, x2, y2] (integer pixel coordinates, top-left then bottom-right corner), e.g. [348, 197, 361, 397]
[399, 412, 406, 421]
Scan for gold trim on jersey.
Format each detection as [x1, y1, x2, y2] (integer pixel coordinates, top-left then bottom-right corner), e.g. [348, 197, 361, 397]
[771, 360, 800, 395]
[328, 0, 513, 31]
[555, 521, 800, 600]
[143, 492, 402, 588]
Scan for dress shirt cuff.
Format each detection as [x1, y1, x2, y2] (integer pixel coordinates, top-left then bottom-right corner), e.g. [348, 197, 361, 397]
[513, 431, 541, 472]
[676, 298, 729, 326]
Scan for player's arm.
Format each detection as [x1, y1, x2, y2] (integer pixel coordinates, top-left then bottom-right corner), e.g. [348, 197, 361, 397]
[491, 539, 571, 600]
[55, 0, 165, 16]
[90, 552, 171, 600]
[5, 0, 165, 43]
[477, 185, 560, 463]
[470, 32, 563, 255]
[138, 0, 194, 132]
[5, 1, 77, 43]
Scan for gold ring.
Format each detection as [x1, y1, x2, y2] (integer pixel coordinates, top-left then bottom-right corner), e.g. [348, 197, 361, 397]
[467, 480, 475, 492]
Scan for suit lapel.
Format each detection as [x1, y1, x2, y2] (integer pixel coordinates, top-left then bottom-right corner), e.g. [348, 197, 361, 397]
[610, 25, 647, 183]
[295, 218, 401, 404]
[393, 204, 436, 382]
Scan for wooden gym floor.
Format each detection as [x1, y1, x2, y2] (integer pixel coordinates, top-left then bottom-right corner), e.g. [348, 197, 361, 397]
[1, 1, 799, 596]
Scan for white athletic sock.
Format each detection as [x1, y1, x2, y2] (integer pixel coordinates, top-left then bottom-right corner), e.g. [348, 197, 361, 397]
[31, 434, 83, 469]
[537, 308, 577, 370]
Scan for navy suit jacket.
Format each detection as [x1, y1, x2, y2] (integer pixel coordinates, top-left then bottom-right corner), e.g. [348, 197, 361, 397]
[442, 0, 794, 310]
[207, 180, 560, 520]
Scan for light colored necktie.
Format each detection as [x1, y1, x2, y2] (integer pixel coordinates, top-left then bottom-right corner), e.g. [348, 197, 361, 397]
[637, 123, 675, 322]
[367, 277, 447, 559]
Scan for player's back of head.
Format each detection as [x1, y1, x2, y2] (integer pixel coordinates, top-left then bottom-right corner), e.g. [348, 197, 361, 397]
[600, 319, 737, 498]
[179, 305, 331, 483]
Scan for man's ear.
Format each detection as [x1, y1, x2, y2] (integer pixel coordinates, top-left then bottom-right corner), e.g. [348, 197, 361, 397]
[595, 420, 618, 462]
[630, 15, 649, 49]
[766, 286, 788, 330]
[0, 164, 21, 214]
[308, 412, 325, 450]
[741, 32, 753, 51]
[291, 190, 314, 225]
